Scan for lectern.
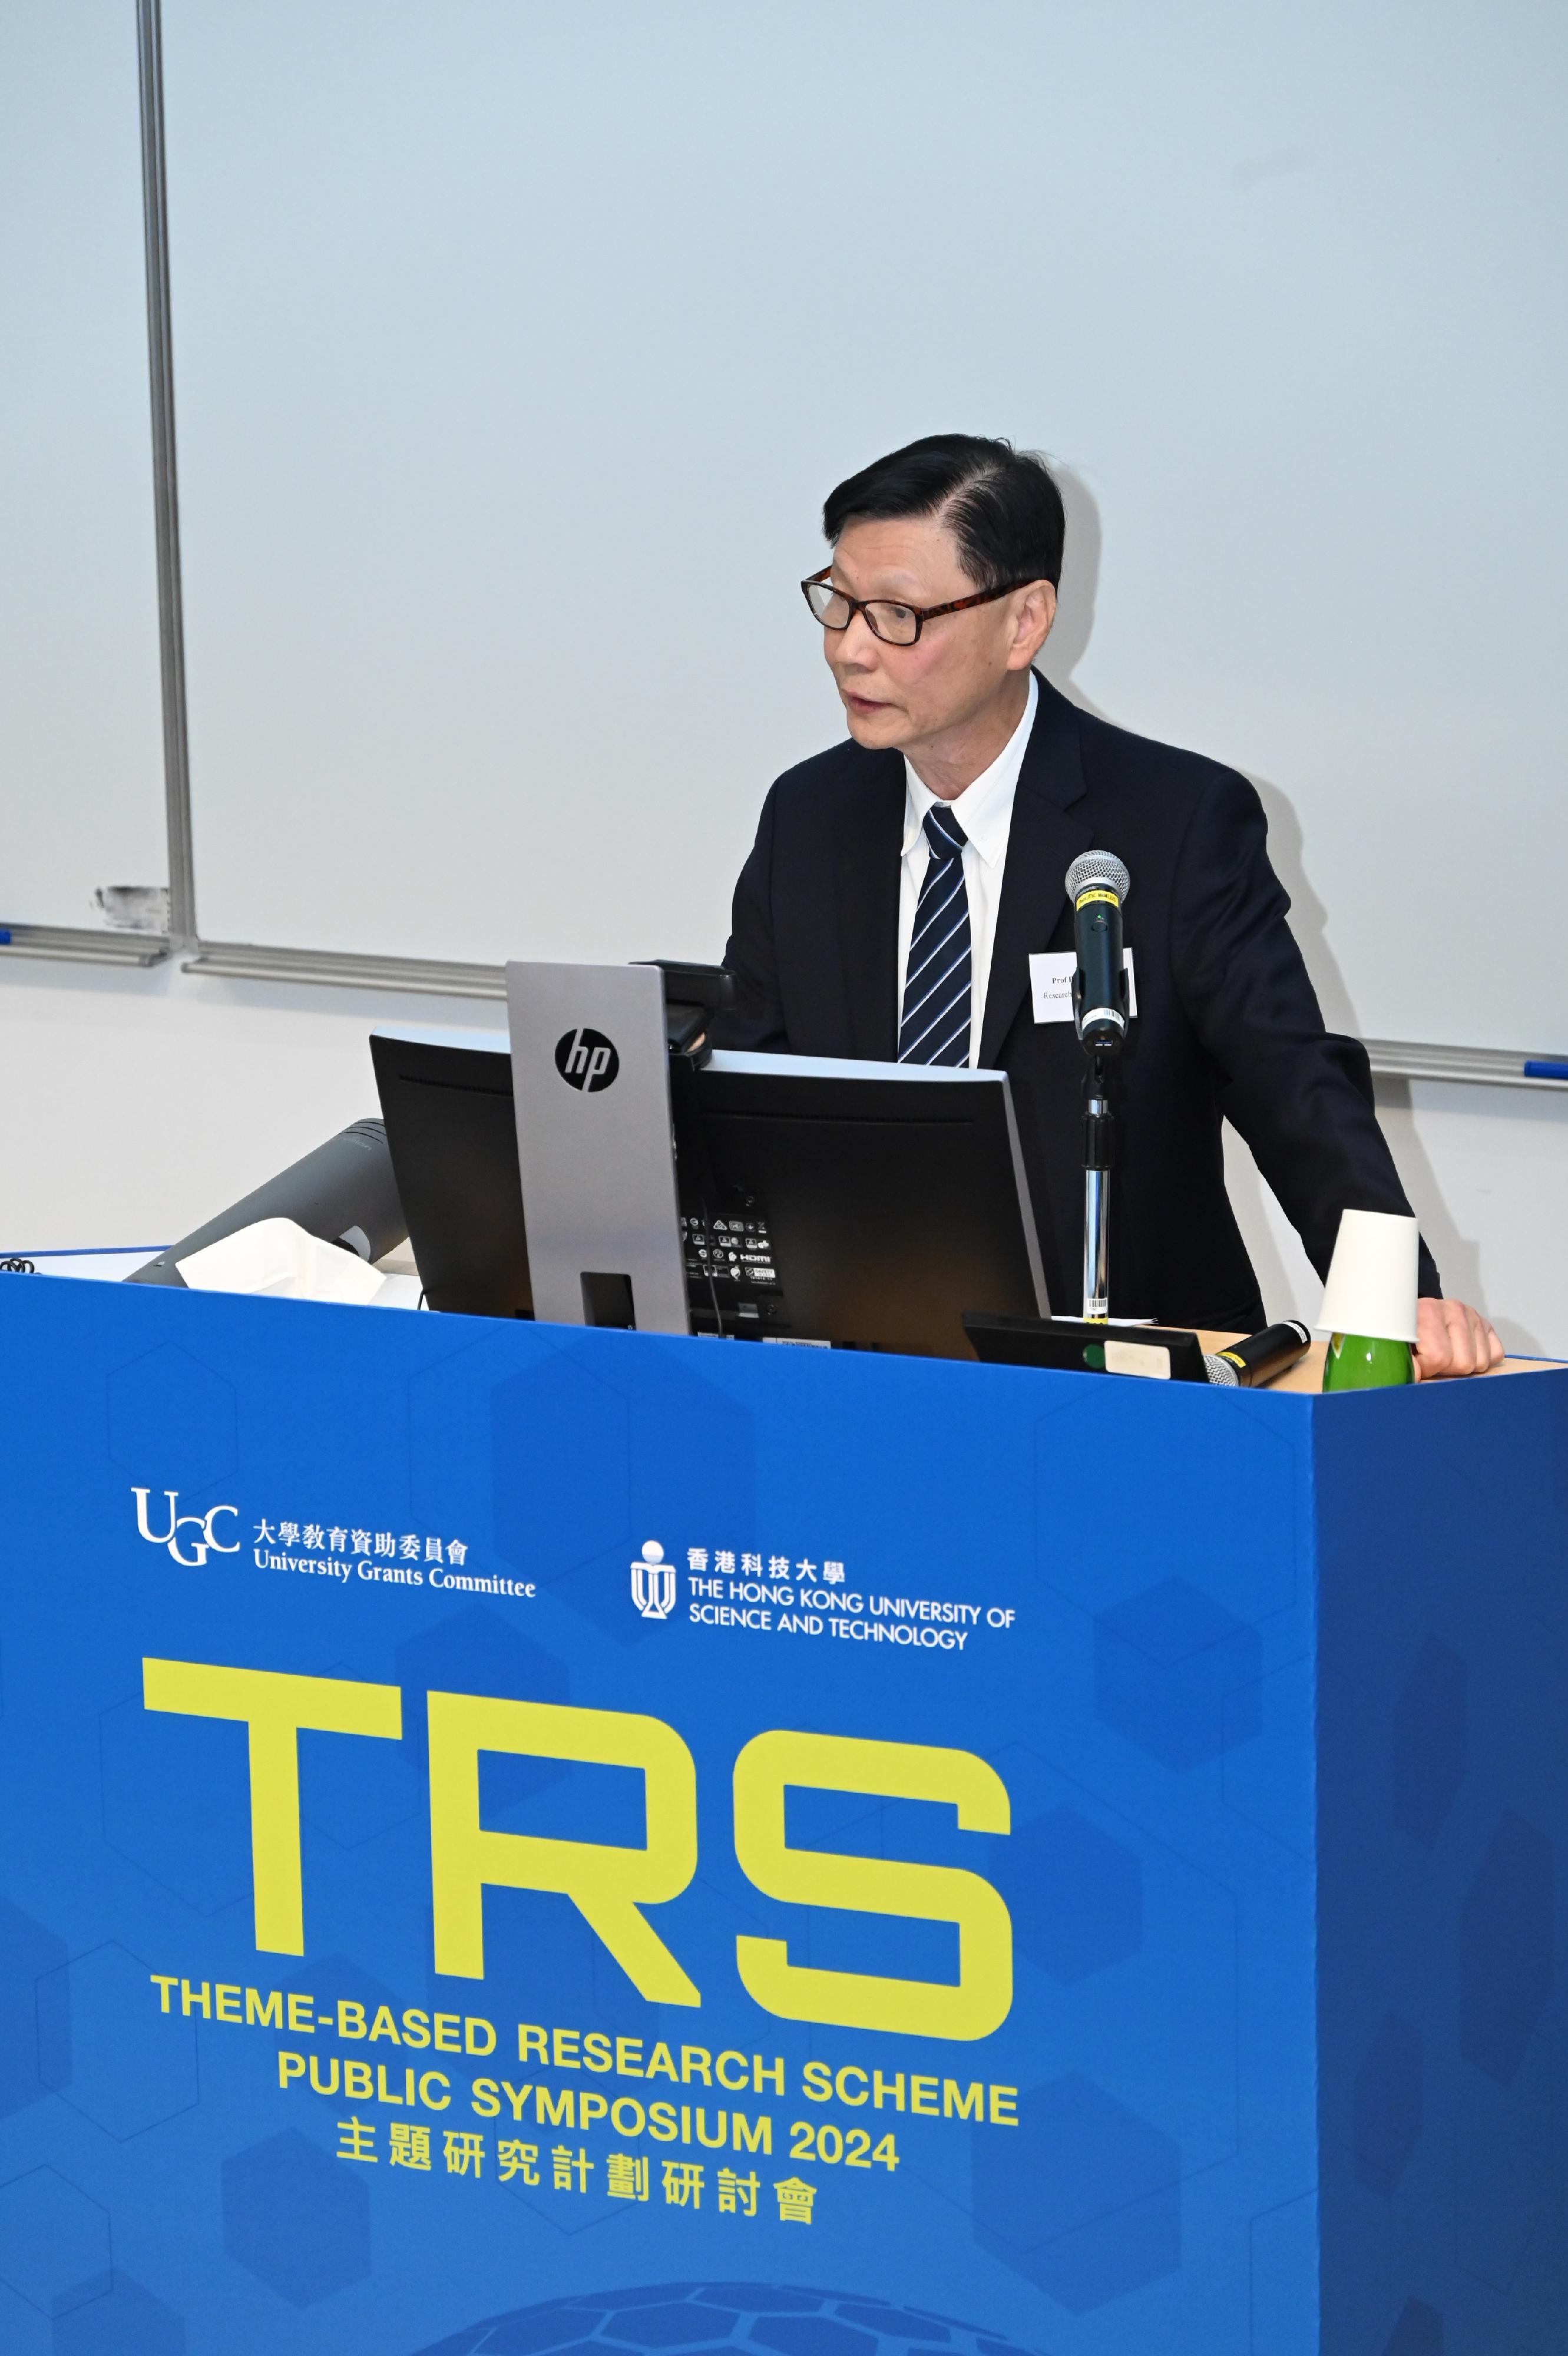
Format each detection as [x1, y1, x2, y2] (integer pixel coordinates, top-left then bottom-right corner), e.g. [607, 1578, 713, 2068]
[0, 1274, 1562, 2356]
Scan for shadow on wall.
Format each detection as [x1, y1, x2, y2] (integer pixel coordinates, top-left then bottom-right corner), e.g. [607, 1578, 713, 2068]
[1219, 1121, 1309, 1328]
[1373, 1079, 1546, 1355]
[1042, 459, 1361, 1030]
[1036, 458, 1511, 1332]
[1037, 460, 1104, 709]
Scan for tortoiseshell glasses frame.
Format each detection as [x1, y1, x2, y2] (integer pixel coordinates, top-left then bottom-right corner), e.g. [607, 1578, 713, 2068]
[800, 565, 1037, 647]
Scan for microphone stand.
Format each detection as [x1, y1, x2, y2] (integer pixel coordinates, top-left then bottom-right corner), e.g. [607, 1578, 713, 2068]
[1064, 849, 1132, 1323]
[1081, 1050, 1115, 1321]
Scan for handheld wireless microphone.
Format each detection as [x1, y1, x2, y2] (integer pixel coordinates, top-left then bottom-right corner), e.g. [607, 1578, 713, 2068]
[1066, 851, 1131, 1054]
[1203, 1321, 1313, 1387]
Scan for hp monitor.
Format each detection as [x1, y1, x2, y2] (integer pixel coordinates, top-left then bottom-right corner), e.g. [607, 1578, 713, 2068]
[371, 1028, 1047, 1359]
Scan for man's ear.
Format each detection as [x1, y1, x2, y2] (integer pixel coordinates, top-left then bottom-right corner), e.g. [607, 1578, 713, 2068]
[1007, 580, 1056, 669]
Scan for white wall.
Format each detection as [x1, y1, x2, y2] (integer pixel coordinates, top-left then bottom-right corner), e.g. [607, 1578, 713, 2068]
[0, 959, 485, 1254]
[1223, 1085, 1568, 1358]
[2, 955, 1563, 1356]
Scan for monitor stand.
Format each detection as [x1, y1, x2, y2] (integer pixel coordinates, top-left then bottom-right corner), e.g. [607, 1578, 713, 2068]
[504, 961, 689, 1334]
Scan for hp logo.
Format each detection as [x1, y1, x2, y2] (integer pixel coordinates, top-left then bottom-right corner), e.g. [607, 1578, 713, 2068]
[554, 1027, 619, 1093]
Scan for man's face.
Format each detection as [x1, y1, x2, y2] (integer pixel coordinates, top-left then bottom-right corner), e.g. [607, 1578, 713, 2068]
[821, 511, 1054, 755]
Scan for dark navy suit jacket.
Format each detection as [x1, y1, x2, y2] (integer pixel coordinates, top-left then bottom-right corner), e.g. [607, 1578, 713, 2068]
[715, 671, 1439, 1329]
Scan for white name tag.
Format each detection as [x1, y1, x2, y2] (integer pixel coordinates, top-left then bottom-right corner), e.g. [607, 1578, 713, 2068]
[1029, 948, 1137, 1024]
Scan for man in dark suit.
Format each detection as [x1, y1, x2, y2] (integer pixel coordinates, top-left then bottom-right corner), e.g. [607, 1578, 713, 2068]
[716, 433, 1501, 1376]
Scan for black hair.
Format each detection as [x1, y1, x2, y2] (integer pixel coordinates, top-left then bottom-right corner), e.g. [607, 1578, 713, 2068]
[822, 434, 1065, 591]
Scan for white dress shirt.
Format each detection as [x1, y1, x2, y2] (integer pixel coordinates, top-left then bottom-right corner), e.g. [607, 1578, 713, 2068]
[897, 669, 1037, 1067]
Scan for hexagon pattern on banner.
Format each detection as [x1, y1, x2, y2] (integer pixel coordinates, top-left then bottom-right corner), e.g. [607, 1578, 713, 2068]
[0, 1895, 68, 2120]
[106, 1345, 237, 1497]
[221, 2127, 371, 2307]
[1033, 1385, 1301, 1623]
[37, 1942, 198, 2140]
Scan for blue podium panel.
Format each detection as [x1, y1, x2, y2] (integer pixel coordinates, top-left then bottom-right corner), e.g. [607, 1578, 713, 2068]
[0, 1279, 1561, 2356]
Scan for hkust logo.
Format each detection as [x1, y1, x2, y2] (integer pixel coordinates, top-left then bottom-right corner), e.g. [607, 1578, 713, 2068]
[133, 1490, 240, 1567]
[631, 1540, 676, 1620]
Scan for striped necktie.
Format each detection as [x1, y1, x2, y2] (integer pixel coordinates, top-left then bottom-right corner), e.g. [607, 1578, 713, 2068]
[898, 804, 971, 1066]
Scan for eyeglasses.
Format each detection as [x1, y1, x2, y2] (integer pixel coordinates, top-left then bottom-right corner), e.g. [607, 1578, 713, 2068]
[800, 565, 1036, 647]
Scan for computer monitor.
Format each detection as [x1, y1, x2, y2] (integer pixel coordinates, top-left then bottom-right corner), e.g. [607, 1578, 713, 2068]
[688, 1050, 1047, 1355]
[369, 1025, 530, 1318]
[370, 1027, 1048, 1358]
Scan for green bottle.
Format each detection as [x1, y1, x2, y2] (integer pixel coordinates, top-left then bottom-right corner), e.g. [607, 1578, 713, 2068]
[1321, 1332, 1414, 1391]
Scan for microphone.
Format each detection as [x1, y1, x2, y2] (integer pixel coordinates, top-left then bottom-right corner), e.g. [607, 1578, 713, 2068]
[1066, 851, 1131, 1054]
[1203, 1321, 1312, 1388]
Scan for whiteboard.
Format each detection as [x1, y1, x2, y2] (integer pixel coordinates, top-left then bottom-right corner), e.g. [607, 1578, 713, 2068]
[163, 0, 1568, 1050]
[0, 2, 167, 931]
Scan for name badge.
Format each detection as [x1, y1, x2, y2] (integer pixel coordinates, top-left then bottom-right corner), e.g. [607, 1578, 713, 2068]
[1029, 949, 1137, 1024]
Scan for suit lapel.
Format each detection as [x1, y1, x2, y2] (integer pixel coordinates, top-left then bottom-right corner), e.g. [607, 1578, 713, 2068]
[833, 747, 905, 1058]
[978, 674, 1094, 1066]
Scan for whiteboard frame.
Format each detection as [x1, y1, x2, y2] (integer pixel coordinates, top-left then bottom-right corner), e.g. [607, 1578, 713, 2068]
[0, 0, 183, 971]
[137, 0, 194, 944]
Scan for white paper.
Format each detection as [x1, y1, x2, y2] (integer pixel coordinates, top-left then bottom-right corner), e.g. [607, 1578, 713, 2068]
[369, 1272, 426, 1311]
[177, 1217, 389, 1305]
[1030, 949, 1137, 1024]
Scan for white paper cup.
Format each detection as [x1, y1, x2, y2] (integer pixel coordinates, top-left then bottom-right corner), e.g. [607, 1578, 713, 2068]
[1316, 1209, 1420, 1345]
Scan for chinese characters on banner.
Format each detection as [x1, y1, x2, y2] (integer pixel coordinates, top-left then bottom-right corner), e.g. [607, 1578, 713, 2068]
[336, 2121, 819, 2221]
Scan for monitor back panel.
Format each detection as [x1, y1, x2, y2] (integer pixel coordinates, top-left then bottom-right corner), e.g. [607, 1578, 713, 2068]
[369, 1031, 531, 1317]
[693, 1061, 1044, 1358]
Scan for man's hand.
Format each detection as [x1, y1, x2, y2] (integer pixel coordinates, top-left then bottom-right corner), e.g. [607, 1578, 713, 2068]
[1414, 1296, 1504, 1381]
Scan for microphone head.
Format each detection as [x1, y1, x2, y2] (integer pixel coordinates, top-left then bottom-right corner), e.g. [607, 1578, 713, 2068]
[1067, 850, 1131, 904]
[1202, 1352, 1239, 1386]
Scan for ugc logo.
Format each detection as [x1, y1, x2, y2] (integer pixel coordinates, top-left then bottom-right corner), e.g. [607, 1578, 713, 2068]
[133, 1488, 241, 1567]
[554, 1027, 619, 1093]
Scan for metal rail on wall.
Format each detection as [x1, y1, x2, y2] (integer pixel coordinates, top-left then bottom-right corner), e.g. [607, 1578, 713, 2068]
[173, 940, 1568, 1090]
